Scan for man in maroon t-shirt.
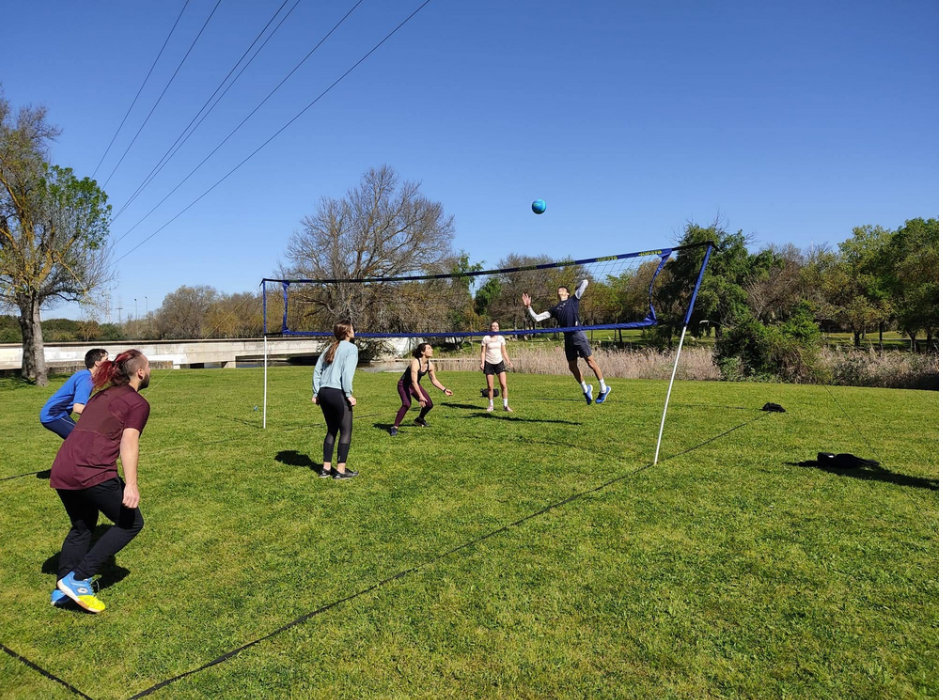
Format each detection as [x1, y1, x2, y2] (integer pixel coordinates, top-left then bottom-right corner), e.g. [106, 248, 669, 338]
[51, 350, 151, 613]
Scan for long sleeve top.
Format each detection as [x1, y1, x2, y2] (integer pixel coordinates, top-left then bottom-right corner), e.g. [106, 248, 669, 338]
[312, 340, 358, 397]
[528, 279, 589, 323]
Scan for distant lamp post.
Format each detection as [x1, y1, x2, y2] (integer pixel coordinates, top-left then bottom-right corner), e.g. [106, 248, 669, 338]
[699, 319, 720, 337]
[134, 298, 138, 319]
[145, 296, 148, 315]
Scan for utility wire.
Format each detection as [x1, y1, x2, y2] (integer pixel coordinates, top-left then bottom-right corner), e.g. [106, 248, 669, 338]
[102, 0, 224, 189]
[111, 0, 367, 248]
[111, 0, 302, 224]
[92, 0, 190, 180]
[111, 0, 433, 265]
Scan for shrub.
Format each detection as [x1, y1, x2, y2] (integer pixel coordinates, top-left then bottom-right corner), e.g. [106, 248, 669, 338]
[715, 305, 822, 382]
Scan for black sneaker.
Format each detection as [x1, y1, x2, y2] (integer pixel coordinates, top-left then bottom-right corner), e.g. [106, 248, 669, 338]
[317, 467, 333, 478]
[414, 418, 429, 428]
[389, 427, 398, 437]
[333, 469, 359, 480]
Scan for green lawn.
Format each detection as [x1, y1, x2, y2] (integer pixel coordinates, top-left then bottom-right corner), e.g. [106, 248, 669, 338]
[0, 368, 937, 700]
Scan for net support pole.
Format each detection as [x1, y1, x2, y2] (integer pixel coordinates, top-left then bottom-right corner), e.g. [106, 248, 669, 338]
[653, 243, 713, 465]
[263, 334, 268, 430]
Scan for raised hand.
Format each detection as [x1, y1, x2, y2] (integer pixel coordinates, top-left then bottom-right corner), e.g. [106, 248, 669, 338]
[521, 293, 532, 308]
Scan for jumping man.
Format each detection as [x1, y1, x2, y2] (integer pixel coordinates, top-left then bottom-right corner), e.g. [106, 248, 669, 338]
[522, 280, 611, 404]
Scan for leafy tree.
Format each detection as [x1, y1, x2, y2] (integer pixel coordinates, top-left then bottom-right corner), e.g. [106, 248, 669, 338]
[826, 225, 894, 347]
[884, 218, 939, 351]
[657, 222, 760, 340]
[0, 92, 111, 384]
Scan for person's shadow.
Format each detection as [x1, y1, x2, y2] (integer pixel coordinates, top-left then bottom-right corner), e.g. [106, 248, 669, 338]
[275, 450, 319, 470]
[787, 460, 939, 491]
[42, 525, 131, 612]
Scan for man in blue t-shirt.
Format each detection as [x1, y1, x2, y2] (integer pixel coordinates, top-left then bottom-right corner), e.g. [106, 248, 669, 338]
[523, 280, 612, 405]
[40, 348, 109, 439]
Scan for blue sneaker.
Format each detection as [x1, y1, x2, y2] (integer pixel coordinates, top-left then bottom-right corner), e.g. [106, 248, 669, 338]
[583, 385, 594, 405]
[596, 386, 612, 404]
[57, 572, 105, 613]
[51, 588, 67, 607]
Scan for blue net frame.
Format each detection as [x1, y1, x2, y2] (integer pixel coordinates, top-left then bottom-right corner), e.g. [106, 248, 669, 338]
[261, 242, 712, 339]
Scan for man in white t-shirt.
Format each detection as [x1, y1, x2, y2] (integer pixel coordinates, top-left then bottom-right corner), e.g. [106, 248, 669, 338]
[480, 321, 513, 412]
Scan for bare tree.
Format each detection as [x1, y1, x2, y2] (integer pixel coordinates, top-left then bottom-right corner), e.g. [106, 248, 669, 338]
[155, 285, 218, 339]
[281, 166, 455, 332]
[0, 91, 112, 384]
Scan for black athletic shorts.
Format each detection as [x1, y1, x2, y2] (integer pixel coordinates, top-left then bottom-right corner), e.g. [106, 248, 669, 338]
[483, 361, 507, 376]
[564, 332, 592, 361]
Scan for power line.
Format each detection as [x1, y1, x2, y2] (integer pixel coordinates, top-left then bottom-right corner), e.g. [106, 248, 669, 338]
[111, 0, 367, 247]
[111, 0, 433, 265]
[111, 0, 302, 224]
[92, 0, 191, 180]
[101, 0, 224, 189]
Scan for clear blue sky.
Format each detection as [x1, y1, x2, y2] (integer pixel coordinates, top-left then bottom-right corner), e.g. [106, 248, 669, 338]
[2, 0, 938, 321]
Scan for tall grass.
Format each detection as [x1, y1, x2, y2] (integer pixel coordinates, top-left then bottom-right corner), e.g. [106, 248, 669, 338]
[820, 346, 939, 390]
[503, 344, 939, 389]
[510, 345, 722, 381]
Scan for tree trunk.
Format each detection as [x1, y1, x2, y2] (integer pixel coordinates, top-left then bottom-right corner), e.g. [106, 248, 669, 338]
[878, 322, 884, 354]
[17, 294, 48, 386]
[925, 327, 935, 354]
[907, 331, 917, 352]
[853, 330, 861, 348]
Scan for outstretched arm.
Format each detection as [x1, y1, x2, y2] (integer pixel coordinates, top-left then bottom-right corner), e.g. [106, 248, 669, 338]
[522, 293, 551, 322]
[574, 279, 589, 299]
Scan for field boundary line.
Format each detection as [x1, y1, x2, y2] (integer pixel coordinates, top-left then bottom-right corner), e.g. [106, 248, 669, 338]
[1, 643, 97, 700]
[124, 413, 770, 699]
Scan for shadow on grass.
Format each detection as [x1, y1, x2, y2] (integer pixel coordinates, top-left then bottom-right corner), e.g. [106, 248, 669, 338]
[787, 461, 939, 491]
[275, 450, 319, 470]
[35, 470, 51, 479]
[42, 525, 131, 613]
[441, 402, 486, 410]
[0, 375, 38, 391]
[461, 413, 582, 426]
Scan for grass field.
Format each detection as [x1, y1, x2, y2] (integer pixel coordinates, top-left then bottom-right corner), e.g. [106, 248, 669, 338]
[0, 367, 937, 700]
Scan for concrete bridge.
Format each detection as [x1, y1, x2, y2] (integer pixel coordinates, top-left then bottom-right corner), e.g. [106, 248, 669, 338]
[0, 337, 414, 373]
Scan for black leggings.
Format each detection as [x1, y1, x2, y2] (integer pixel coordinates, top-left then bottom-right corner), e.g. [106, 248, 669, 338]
[57, 478, 145, 581]
[318, 387, 353, 464]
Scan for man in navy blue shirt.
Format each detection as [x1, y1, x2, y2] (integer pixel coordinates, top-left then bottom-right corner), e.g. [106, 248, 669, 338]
[523, 280, 612, 405]
[40, 349, 109, 439]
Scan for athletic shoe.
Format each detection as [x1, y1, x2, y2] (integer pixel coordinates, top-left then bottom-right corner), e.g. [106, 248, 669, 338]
[414, 418, 429, 428]
[583, 385, 594, 405]
[504, 405, 513, 412]
[333, 469, 359, 480]
[51, 588, 68, 607]
[595, 386, 612, 404]
[389, 427, 398, 437]
[317, 467, 333, 478]
[486, 405, 494, 412]
[57, 572, 105, 614]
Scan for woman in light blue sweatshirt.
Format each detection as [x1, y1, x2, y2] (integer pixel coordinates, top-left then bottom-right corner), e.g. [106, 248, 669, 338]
[312, 322, 359, 480]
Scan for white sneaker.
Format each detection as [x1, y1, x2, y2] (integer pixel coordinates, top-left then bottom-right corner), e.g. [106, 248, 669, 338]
[486, 405, 494, 412]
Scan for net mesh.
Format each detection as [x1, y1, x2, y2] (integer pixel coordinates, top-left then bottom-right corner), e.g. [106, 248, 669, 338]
[263, 246, 702, 338]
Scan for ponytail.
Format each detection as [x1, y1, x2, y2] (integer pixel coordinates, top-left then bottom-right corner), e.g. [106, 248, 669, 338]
[324, 322, 354, 364]
[93, 349, 146, 392]
[412, 343, 431, 359]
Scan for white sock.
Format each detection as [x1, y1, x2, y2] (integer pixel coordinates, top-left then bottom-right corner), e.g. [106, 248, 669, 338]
[599, 379, 607, 391]
[581, 382, 590, 393]
[503, 398, 508, 406]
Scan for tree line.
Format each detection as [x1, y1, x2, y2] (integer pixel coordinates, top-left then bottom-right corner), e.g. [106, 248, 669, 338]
[2, 89, 937, 384]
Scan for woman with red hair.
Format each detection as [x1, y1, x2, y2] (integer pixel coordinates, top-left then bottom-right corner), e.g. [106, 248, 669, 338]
[50, 350, 152, 613]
